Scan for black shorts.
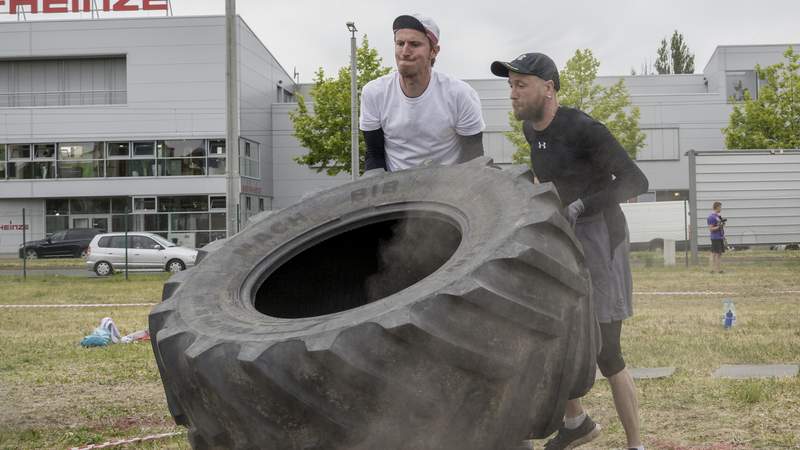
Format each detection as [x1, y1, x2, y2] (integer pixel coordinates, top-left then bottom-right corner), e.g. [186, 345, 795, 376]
[597, 320, 626, 378]
[711, 239, 725, 254]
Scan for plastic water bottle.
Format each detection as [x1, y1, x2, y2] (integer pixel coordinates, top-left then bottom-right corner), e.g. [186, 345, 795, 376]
[722, 299, 736, 330]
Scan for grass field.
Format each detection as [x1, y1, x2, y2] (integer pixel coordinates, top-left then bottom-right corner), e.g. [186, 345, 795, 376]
[0, 251, 798, 449]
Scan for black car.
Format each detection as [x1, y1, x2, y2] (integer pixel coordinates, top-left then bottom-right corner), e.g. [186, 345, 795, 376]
[19, 228, 103, 259]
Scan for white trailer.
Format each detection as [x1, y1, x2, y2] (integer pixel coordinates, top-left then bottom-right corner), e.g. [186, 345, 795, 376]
[620, 200, 689, 244]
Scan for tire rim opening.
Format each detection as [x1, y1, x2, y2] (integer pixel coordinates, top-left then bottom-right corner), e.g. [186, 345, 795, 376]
[255, 215, 462, 318]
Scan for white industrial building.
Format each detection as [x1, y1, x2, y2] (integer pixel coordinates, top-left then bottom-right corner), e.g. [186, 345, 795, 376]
[0, 15, 297, 253]
[1, 14, 796, 254]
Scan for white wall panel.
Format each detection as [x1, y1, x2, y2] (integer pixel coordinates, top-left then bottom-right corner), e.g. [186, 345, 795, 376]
[0, 199, 46, 254]
[693, 151, 800, 245]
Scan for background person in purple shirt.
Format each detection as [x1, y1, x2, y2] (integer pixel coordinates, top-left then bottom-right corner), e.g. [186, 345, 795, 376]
[708, 201, 726, 273]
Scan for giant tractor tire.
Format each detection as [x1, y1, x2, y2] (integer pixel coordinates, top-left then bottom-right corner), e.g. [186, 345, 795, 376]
[150, 157, 599, 450]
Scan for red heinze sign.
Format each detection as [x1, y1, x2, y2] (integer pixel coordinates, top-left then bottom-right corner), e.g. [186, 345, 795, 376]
[0, 224, 29, 231]
[1, 0, 168, 14]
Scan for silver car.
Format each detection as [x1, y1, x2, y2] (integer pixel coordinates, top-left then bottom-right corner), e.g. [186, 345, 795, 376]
[86, 232, 198, 276]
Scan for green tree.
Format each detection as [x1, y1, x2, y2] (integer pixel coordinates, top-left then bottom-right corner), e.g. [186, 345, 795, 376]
[507, 49, 646, 165]
[290, 37, 391, 175]
[724, 47, 800, 149]
[655, 30, 695, 74]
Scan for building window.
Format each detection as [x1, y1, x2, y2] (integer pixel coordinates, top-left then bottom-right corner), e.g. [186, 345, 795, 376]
[207, 157, 225, 175]
[258, 198, 265, 211]
[158, 140, 206, 176]
[58, 142, 104, 178]
[210, 212, 226, 230]
[108, 159, 157, 177]
[159, 140, 206, 158]
[70, 198, 110, 214]
[107, 142, 130, 157]
[133, 197, 157, 212]
[130, 214, 169, 233]
[8, 161, 55, 179]
[726, 70, 758, 101]
[133, 141, 155, 157]
[636, 128, 680, 161]
[171, 213, 210, 231]
[209, 196, 226, 210]
[7, 144, 55, 179]
[158, 157, 205, 177]
[240, 139, 260, 179]
[245, 196, 252, 211]
[46, 216, 69, 234]
[45, 198, 70, 234]
[655, 190, 689, 202]
[208, 140, 226, 175]
[111, 197, 131, 214]
[107, 141, 156, 177]
[209, 140, 226, 156]
[9, 144, 30, 159]
[0, 138, 227, 182]
[0, 144, 5, 179]
[0, 57, 126, 108]
[34, 144, 56, 159]
[46, 199, 69, 215]
[158, 196, 207, 212]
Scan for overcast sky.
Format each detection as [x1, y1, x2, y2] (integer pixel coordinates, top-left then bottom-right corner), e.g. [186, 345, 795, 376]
[3, 0, 799, 83]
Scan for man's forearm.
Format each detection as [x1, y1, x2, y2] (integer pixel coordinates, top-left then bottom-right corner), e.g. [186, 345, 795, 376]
[582, 155, 649, 215]
[363, 129, 387, 171]
[457, 132, 484, 163]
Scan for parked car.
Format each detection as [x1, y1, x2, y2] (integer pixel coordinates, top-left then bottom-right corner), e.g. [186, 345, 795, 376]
[86, 232, 198, 276]
[19, 228, 102, 259]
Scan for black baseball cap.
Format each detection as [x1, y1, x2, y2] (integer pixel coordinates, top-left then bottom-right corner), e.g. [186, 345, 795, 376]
[491, 53, 560, 91]
[393, 14, 440, 45]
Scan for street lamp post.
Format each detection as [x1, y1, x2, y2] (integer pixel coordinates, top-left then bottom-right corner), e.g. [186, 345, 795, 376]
[226, 0, 241, 237]
[347, 22, 359, 180]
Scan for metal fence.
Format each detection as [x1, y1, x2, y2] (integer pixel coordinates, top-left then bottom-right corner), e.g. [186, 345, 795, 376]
[688, 149, 800, 263]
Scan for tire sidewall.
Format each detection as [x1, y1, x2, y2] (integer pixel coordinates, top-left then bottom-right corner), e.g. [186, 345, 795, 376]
[168, 165, 555, 343]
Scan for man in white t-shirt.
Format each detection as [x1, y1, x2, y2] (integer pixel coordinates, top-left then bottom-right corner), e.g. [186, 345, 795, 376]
[359, 14, 486, 172]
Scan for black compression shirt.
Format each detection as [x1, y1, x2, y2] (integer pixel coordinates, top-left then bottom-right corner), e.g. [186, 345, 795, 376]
[522, 106, 648, 216]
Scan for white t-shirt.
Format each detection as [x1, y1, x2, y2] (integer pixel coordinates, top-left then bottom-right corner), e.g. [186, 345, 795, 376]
[359, 70, 485, 172]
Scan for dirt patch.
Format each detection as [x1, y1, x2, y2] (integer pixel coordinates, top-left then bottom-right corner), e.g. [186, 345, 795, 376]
[0, 382, 167, 430]
[105, 415, 173, 431]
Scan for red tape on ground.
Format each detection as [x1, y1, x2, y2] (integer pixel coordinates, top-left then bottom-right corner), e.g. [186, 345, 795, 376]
[0, 303, 157, 308]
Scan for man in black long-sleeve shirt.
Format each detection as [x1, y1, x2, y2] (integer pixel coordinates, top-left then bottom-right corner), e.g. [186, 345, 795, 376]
[491, 53, 648, 450]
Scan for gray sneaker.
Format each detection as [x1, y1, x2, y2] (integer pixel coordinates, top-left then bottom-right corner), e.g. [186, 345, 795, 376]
[543, 415, 602, 450]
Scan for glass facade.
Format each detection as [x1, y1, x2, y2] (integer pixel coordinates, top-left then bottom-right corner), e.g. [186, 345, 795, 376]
[5, 143, 56, 179]
[44, 195, 227, 248]
[0, 138, 227, 180]
[1, 137, 252, 248]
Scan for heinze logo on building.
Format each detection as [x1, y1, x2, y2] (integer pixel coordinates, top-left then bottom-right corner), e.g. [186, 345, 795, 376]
[1, 0, 168, 14]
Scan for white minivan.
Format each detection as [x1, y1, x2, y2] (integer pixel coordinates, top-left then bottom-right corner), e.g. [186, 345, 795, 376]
[86, 232, 198, 276]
